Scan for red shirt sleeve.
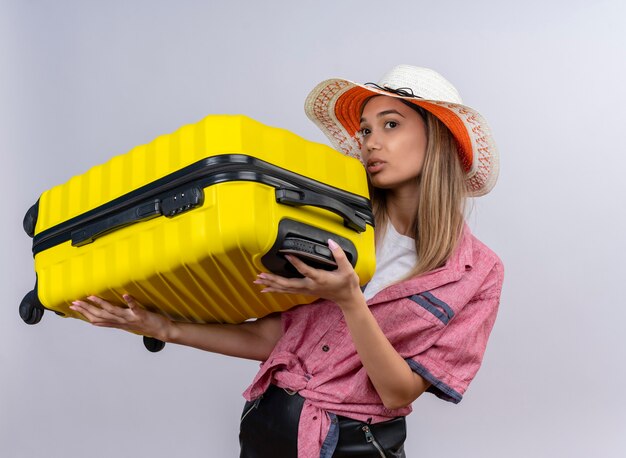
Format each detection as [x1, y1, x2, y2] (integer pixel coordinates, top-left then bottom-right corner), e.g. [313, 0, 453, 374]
[406, 262, 503, 403]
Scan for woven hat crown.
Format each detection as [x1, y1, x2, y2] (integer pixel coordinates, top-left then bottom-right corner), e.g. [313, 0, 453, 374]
[379, 65, 463, 104]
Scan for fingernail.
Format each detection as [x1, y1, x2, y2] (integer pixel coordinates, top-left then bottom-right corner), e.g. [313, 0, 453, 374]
[258, 273, 268, 279]
[328, 239, 339, 249]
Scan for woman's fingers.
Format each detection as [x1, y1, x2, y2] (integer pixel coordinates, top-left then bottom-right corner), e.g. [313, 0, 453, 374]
[123, 294, 141, 311]
[327, 239, 352, 271]
[280, 239, 350, 278]
[69, 294, 168, 338]
[255, 271, 306, 294]
[284, 254, 319, 280]
[70, 300, 108, 323]
[254, 239, 360, 303]
[70, 295, 135, 324]
[85, 295, 127, 317]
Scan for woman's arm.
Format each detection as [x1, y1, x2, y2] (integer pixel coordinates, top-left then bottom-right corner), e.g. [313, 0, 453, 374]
[255, 240, 430, 409]
[166, 313, 282, 361]
[70, 295, 282, 361]
[337, 296, 431, 410]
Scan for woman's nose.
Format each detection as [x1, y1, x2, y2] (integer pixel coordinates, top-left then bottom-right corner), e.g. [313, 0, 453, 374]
[362, 131, 381, 152]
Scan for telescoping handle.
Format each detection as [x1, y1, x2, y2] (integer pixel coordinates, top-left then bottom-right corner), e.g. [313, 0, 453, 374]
[71, 187, 204, 247]
[275, 188, 367, 233]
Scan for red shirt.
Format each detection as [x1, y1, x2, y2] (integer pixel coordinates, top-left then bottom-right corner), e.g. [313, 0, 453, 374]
[243, 224, 504, 457]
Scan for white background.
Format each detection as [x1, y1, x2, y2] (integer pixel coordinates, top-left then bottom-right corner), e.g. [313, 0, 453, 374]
[2, 1, 625, 457]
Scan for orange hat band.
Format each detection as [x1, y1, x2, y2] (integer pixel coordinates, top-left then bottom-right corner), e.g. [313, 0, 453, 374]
[333, 87, 473, 173]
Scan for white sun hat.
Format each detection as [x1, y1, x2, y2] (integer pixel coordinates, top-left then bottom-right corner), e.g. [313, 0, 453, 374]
[304, 65, 499, 196]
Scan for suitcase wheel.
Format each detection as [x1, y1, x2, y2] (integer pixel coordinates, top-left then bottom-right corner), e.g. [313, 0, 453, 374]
[19, 290, 45, 325]
[143, 336, 166, 353]
[23, 202, 39, 238]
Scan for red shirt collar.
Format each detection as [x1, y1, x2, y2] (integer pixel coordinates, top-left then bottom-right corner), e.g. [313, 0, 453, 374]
[367, 224, 474, 305]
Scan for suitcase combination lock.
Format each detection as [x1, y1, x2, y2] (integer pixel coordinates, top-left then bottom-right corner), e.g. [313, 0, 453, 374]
[71, 187, 204, 246]
[161, 188, 204, 216]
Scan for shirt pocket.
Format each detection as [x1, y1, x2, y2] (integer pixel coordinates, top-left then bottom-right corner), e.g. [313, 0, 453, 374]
[402, 292, 455, 327]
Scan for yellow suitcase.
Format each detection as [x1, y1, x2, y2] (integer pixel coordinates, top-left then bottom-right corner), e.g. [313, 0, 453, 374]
[21, 115, 375, 349]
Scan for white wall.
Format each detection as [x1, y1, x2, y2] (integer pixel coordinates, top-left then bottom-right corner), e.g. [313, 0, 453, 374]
[2, 1, 625, 456]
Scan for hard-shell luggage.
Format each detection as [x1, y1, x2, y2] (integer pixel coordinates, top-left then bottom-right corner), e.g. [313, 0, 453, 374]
[20, 115, 375, 349]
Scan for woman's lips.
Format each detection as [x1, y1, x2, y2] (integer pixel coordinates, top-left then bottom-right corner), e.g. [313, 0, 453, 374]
[367, 160, 385, 174]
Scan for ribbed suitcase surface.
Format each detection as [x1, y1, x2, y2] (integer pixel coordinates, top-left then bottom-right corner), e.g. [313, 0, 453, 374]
[23, 115, 375, 326]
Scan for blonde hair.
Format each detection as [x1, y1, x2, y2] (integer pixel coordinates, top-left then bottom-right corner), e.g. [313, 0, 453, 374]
[371, 110, 468, 278]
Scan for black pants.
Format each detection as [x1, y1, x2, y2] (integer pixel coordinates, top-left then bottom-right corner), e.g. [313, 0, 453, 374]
[239, 385, 406, 457]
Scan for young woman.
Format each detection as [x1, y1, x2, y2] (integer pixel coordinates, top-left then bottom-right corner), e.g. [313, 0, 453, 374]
[70, 65, 503, 457]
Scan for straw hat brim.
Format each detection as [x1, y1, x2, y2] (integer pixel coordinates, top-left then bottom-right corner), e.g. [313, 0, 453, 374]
[304, 78, 499, 197]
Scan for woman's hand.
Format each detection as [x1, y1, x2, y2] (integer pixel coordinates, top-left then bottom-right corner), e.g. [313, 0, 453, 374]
[254, 239, 363, 310]
[70, 294, 172, 341]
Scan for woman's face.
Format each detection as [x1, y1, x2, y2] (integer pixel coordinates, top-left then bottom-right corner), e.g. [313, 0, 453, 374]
[359, 96, 428, 194]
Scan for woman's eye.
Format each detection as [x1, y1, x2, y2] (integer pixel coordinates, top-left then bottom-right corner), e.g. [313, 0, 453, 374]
[385, 121, 398, 129]
[359, 127, 371, 137]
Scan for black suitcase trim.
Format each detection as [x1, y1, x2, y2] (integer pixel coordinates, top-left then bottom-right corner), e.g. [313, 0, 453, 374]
[31, 154, 374, 256]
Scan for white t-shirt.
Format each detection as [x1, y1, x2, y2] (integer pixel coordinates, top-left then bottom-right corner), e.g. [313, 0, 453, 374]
[362, 223, 417, 301]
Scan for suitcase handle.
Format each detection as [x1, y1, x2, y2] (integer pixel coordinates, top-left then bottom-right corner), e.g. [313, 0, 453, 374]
[279, 237, 338, 268]
[261, 219, 359, 278]
[71, 187, 203, 246]
[275, 188, 367, 233]
[71, 200, 163, 246]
